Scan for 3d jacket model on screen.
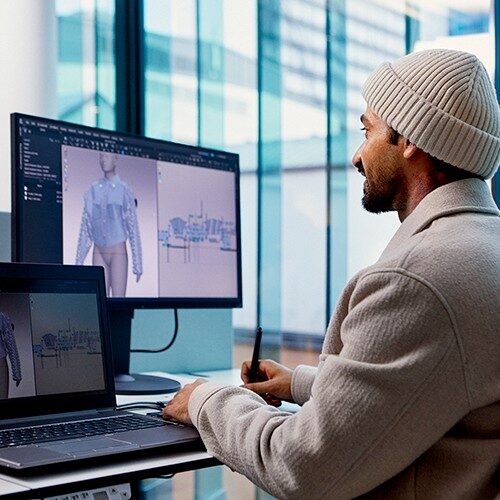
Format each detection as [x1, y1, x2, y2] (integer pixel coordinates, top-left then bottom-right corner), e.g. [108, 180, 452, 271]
[75, 161, 143, 297]
[0, 312, 22, 398]
[76, 174, 143, 273]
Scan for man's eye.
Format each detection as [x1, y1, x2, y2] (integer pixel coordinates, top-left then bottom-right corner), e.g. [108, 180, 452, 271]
[360, 127, 366, 131]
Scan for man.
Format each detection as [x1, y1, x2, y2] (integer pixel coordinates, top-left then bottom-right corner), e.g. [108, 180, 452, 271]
[164, 49, 500, 498]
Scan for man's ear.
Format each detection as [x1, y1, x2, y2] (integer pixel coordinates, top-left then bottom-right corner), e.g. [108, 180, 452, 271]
[402, 140, 418, 159]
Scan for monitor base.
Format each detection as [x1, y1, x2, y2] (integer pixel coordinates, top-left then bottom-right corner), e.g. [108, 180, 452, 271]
[114, 373, 181, 395]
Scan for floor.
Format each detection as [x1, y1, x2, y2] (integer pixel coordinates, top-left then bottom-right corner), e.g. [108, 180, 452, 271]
[233, 341, 320, 370]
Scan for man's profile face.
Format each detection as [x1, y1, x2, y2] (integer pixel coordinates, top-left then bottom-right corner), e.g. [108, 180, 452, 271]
[351, 107, 405, 213]
[100, 153, 116, 174]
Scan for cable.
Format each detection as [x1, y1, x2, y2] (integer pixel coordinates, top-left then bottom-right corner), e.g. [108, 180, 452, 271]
[131, 308, 179, 354]
[115, 401, 166, 411]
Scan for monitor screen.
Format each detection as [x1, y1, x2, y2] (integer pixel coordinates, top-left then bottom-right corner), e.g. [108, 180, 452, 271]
[11, 113, 242, 309]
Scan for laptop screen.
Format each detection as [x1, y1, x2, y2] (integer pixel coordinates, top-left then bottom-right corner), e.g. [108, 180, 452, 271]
[0, 264, 115, 418]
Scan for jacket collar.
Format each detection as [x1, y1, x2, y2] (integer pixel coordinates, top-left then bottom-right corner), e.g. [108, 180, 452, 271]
[101, 174, 120, 185]
[380, 178, 499, 259]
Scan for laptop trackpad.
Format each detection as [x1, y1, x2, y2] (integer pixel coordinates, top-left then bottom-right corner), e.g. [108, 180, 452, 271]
[43, 437, 139, 457]
[0, 446, 70, 467]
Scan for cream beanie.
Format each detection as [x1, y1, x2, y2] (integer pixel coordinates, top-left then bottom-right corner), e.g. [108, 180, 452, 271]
[362, 49, 500, 179]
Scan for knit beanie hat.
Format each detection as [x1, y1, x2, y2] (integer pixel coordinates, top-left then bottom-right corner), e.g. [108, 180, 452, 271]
[362, 49, 500, 179]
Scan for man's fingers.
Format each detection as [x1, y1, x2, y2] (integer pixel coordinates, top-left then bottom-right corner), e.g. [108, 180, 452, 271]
[241, 360, 257, 383]
[162, 406, 172, 420]
[243, 380, 274, 394]
[162, 400, 182, 422]
[264, 396, 282, 407]
[240, 360, 250, 382]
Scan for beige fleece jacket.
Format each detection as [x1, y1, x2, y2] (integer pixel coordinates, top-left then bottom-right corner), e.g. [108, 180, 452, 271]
[188, 178, 500, 499]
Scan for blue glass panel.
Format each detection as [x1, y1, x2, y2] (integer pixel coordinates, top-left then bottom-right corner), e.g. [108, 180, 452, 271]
[144, 0, 198, 144]
[198, 0, 225, 149]
[328, 0, 348, 315]
[258, 0, 282, 339]
[56, 0, 116, 128]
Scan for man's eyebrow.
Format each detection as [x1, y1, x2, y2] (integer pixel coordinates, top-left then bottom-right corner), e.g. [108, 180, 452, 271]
[360, 114, 370, 126]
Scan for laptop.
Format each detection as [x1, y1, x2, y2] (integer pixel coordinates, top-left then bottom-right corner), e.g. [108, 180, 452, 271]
[0, 262, 202, 471]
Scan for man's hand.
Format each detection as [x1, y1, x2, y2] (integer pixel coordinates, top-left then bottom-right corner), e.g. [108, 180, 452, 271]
[162, 378, 206, 425]
[241, 359, 293, 406]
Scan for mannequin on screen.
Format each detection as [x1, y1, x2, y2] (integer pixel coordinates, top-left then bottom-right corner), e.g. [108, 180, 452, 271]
[0, 312, 22, 398]
[76, 152, 143, 297]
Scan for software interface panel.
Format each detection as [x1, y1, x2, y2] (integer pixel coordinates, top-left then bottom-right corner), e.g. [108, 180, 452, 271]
[14, 116, 240, 301]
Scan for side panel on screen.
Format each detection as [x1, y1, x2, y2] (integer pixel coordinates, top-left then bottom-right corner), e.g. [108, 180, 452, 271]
[0, 212, 10, 261]
[130, 308, 232, 373]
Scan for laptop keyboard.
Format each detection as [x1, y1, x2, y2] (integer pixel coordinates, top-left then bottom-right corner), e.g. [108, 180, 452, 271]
[0, 414, 169, 448]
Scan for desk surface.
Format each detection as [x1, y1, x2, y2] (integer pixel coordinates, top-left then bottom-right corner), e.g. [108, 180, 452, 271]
[0, 478, 29, 496]
[0, 449, 218, 498]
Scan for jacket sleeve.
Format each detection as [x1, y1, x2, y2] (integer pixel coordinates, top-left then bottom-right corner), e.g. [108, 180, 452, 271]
[188, 270, 469, 499]
[1, 320, 21, 382]
[291, 365, 317, 405]
[76, 193, 93, 265]
[123, 186, 143, 276]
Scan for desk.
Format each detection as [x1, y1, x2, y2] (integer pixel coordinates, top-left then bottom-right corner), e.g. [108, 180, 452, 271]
[0, 478, 29, 496]
[0, 372, 221, 499]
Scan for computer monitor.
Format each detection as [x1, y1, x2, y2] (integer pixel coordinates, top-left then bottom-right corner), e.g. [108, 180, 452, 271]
[11, 113, 242, 394]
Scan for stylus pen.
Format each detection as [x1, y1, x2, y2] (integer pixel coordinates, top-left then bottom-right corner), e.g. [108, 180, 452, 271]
[248, 327, 263, 383]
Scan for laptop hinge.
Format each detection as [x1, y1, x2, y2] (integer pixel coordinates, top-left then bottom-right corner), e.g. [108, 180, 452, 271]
[0, 408, 117, 430]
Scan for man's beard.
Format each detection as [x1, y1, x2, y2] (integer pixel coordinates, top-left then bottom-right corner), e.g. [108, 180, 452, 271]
[361, 177, 400, 214]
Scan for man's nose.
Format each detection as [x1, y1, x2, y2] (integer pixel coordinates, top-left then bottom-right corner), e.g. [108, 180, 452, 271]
[352, 145, 362, 168]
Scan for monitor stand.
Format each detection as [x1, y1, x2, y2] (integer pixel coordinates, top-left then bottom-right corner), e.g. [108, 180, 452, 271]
[108, 306, 180, 395]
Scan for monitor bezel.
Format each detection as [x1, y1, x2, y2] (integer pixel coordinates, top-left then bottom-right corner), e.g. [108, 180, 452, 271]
[0, 262, 116, 420]
[11, 112, 243, 310]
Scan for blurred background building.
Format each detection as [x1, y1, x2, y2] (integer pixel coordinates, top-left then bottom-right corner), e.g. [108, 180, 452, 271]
[57, 0, 495, 357]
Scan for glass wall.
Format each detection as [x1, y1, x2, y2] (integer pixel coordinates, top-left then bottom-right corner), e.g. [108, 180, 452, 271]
[280, 1, 328, 338]
[57, 0, 115, 129]
[143, 0, 260, 338]
[139, 0, 497, 354]
[58, 0, 497, 352]
[222, 0, 259, 332]
[144, 0, 198, 143]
